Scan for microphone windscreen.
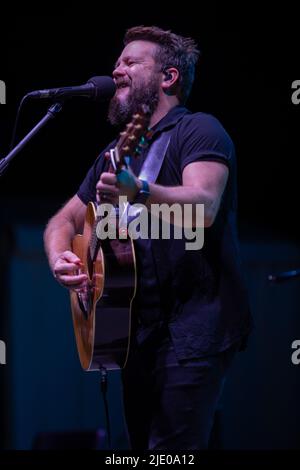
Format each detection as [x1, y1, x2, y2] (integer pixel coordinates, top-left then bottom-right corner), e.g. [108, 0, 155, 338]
[87, 76, 116, 101]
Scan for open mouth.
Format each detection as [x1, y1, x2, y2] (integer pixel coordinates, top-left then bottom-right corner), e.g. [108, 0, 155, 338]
[117, 82, 130, 89]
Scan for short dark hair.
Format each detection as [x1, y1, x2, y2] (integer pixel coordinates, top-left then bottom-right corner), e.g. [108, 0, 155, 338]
[123, 25, 200, 104]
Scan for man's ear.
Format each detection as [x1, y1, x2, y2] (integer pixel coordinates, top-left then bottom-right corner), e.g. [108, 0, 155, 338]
[161, 67, 179, 92]
[163, 71, 173, 81]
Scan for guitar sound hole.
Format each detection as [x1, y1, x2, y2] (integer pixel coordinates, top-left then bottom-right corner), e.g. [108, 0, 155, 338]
[87, 250, 94, 281]
[77, 287, 93, 319]
[76, 261, 93, 320]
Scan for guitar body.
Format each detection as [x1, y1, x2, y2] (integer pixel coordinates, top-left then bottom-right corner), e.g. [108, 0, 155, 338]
[70, 202, 136, 371]
[70, 106, 150, 371]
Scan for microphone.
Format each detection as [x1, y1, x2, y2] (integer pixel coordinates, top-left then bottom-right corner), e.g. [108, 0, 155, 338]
[25, 76, 116, 101]
[268, 269, 300, 282]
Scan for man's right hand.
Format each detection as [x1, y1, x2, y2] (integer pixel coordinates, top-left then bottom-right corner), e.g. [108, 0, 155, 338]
[52, 250, 88, 292]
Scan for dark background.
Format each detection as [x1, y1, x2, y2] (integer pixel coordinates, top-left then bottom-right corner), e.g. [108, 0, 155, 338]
[0, 8, 299, 237]
[1, 7, 300, 457]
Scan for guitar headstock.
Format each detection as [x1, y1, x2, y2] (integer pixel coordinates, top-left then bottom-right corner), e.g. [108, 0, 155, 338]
[110, 104, 151, 172]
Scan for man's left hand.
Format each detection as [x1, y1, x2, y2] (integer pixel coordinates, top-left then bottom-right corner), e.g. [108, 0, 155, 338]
[96, 167, 141, 204]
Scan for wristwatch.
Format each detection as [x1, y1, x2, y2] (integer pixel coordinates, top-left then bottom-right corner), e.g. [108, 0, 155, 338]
[134, 179, 150, 205]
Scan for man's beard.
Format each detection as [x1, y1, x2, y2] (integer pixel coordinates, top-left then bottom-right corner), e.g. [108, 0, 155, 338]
[108, 75, 159, 127]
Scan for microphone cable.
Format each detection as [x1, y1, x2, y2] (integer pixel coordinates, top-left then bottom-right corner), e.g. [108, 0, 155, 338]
[9, 87, 61, 152]
[9, 94, 30, 151]
[100, 366, 112, 449]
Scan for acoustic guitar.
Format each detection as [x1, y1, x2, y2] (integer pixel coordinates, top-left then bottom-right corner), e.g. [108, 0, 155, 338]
[70, 106, 150, 371]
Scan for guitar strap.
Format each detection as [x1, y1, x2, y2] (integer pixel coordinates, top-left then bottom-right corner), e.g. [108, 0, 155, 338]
[121, 129, 173, 221]
[119, 108, 189, 224]
[138, 128, 173, 183]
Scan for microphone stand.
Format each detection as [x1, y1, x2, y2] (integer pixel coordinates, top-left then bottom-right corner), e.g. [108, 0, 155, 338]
[0, 102, 62, 176]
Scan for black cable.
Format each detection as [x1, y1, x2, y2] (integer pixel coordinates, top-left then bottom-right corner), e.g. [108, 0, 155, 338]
[9, 94, 30, 151]
[100, 366, 112, 449]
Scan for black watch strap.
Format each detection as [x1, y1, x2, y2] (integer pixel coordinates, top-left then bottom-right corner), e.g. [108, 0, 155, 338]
[134, 179, 150, 204]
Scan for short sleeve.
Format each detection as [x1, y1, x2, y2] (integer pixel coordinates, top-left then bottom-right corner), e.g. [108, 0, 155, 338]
[176, 113, 235, 173]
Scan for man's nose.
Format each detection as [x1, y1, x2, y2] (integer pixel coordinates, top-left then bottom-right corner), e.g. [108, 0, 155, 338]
[113, 64, 126, 78]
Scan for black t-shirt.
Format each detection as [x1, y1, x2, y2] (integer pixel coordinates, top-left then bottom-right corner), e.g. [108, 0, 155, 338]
[77, 106, 253, 359]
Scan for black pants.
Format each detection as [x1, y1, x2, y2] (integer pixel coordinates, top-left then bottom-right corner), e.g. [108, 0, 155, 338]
[121, 328, 239, 450]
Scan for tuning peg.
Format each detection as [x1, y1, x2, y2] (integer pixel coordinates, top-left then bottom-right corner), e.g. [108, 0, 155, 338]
[137, 136, 148, 148]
